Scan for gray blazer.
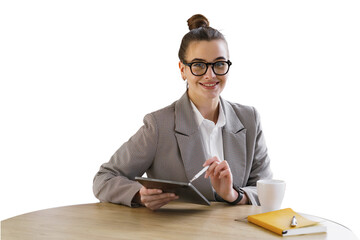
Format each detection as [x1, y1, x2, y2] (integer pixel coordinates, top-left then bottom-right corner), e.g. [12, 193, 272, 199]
[93, 92, 272, 206]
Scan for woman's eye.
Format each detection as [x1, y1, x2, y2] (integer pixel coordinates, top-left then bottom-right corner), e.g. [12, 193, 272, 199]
[214, 62, 225, 68]
[193, 63, 205, 69]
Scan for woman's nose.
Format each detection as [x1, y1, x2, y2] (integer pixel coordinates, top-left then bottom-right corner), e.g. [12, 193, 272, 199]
[203, 66, 216, 79]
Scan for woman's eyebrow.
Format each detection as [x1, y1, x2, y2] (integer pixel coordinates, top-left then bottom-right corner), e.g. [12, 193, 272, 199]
[190, 58, 206, 62]
[189, 56, 227, 62]
[214, 56, 226, 61]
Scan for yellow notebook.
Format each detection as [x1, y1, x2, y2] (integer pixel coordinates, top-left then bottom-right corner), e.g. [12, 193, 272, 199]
[247, 208, 327, 236]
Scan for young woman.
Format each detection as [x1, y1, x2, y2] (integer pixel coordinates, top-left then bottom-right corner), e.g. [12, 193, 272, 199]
[93, 14, 272, 210]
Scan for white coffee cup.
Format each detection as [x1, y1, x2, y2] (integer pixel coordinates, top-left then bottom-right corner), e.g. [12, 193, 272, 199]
[257, 179, 286, 213]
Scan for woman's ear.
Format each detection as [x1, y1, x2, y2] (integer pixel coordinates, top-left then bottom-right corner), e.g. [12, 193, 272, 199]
[179, 61, 186, 81]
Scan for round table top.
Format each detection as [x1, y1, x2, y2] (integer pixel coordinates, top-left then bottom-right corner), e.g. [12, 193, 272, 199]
[1, 202, 358, 240]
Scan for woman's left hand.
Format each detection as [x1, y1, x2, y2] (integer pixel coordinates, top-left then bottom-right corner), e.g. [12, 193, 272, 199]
[203, 157, 238, 202]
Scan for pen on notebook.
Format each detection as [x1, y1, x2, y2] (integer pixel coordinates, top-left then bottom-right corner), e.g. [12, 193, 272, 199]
[290, 216, 297, 227]
[190, 166, 209, 183]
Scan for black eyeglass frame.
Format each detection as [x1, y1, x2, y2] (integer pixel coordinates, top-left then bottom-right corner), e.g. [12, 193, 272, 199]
[182, 60, 232, 76]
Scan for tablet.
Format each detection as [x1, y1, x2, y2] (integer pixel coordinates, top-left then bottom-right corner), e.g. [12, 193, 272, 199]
[135, 177, 211, 206]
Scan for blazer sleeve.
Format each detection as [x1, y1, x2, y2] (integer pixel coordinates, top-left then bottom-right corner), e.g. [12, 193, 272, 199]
[242, 107, 273, 205]
[93, 113, 158, 207]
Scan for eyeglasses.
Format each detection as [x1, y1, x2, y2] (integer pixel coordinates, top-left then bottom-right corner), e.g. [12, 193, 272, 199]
[183, 60, 232, 76]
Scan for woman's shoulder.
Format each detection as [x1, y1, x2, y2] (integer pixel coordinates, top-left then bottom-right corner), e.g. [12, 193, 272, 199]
[150, 100, 177, 117]
[146, 93, 188, 121]
[142, 100, 177, 128]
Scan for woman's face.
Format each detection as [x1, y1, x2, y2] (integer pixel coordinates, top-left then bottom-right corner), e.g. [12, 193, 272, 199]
[179, 40, 229, 103]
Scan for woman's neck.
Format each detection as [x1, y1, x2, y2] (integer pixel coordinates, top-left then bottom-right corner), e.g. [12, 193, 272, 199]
[189, 93, 220, 124]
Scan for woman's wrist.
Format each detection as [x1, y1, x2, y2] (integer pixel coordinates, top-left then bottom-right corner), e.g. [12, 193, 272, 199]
[239, 192, 248, 205]
[223, 189, 239, 203]
[217, 186, 245, 205]
[131, 191, 142, 205]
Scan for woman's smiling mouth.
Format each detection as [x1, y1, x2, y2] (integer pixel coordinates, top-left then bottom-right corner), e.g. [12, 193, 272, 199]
[199, 82, 219, 88]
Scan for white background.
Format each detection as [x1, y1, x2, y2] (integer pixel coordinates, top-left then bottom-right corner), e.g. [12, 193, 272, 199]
[1, 0, 359, 237]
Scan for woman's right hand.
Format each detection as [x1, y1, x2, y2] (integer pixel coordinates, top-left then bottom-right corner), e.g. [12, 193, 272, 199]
[136, 186, 179, 210]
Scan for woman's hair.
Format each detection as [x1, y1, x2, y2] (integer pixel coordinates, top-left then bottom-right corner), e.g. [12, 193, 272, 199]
[178, 14, 228, 62]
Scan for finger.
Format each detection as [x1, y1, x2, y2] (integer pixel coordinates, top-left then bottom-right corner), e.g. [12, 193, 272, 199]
[205, 161, 219, 178]
[140, 187, 162, 196]
[144, 194, 179, 210]
[218, 168, 232, 179]
[148, 195, 178, 209]
[146, 188, 163, 195]
[203, 156, 220, 167]
[139, 187, 165, 206]
[146, 199, 170, 210]
[213, 161, 230, 177]
[141, 192, 177, 204]
[206, 157, 222, 176]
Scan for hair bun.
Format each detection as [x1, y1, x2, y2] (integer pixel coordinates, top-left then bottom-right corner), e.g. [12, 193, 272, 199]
[187, 14, 210, 30]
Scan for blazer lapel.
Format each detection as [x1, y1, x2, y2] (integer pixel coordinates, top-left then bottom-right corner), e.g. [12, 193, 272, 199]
[174, 92, 214, 200]
[221, 98, 247, 188]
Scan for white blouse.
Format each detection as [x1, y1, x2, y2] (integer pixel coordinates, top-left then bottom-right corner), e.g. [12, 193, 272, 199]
[190, 100, 226, 162]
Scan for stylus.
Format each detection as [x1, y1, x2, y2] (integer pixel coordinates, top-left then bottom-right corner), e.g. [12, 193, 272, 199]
[190, 166, 210, 183]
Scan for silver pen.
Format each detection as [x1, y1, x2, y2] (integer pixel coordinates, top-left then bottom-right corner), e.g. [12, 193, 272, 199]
[291, 216, 298, 227]
[190, 166, 209, 183]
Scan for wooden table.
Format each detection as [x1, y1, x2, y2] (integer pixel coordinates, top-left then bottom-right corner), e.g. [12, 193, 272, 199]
[1, 202, 358, 240]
